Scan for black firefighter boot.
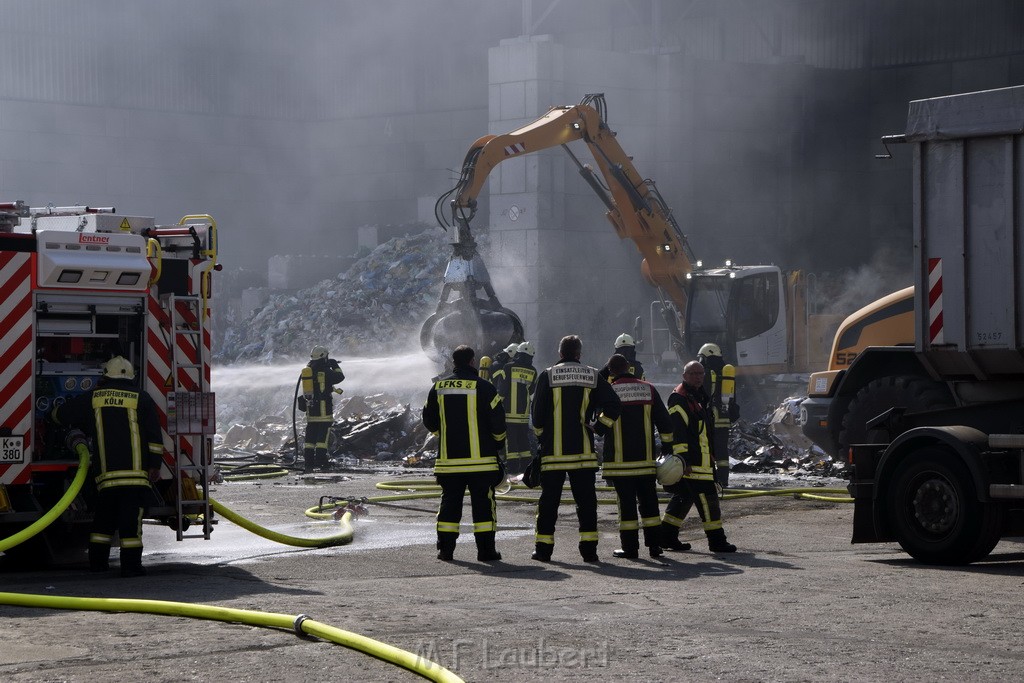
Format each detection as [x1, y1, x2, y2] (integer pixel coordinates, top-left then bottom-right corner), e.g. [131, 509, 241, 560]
[579, 540, 599, 563]
[120, 547, 147, 577]
[88, 543, 110, 573]
[475, 531, 502, 562]
[707, 528, 737, 553]
[660, 524, 692, 552]
[437, 533, 456, 561]
[612, 531, 640, 559]
[644, 524, 664, 558]
[531, 542, 552, 562]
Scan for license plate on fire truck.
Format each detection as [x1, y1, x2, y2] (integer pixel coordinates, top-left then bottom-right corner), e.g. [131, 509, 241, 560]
[1, 436, 25, 463]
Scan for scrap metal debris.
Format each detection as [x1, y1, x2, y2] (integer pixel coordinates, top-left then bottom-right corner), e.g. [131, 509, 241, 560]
[729, 396, 847, 478]
[217, 228, 450, 364]
[216, 391, 845, 480]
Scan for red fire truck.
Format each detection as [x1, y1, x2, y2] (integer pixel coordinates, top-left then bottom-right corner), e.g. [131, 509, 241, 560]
[0, 201, 219, 564]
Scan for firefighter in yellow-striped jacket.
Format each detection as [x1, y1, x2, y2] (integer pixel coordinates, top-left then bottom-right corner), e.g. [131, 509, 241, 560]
[661, 360, 737, 553]
[300, 345, 345, 473]
[491, 340, 538, 475]
[530, 335, 621, 563]
[51, 356, 163, 577]
[595, 354, 674, 559]
[422, 345, 507, 562]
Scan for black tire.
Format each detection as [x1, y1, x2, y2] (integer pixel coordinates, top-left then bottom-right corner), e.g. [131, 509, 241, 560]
[886, 448, 1001, 565]
[839, 375, 953, 450]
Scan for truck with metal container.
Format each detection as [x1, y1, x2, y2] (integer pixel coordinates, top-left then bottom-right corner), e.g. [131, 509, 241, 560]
[846, 85, 1024, 564]
[0, 201, 219, 564]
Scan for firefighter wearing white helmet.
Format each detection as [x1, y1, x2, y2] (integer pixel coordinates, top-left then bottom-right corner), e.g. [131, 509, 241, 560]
[486, 342, 517, 384]
[51, 355, 163, 576]
[492, 340, 538, 475]
[298, 345, 345, 473]
[660, 360, 736, 553]
[600, 332, 645, 382]
[697, 341, 738, 489]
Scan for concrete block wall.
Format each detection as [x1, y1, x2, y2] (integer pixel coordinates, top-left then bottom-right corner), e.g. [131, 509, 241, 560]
[484, 35, 668, 368]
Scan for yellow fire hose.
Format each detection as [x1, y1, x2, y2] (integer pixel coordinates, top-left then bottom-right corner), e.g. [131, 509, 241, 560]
[0, 592, 462, 683]
[0, 447, 458, 681]
[304, 478, 852, 519]
[0, 444, 91, 553]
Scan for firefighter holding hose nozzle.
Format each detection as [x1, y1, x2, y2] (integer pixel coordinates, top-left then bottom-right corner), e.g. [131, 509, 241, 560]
[298, 345, 345, 473]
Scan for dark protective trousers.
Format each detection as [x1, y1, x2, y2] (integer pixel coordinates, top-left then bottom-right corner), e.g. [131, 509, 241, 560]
[662, 477, 724, 538]
[713, 428, 731, 489]
[504, 422, 533, 475]
[89, 487, 147, 571]
[535, 468, 598, 557]
[302, 420, 332, 471]
[435, 472, 498, 554]
[610, 475, 662, 551]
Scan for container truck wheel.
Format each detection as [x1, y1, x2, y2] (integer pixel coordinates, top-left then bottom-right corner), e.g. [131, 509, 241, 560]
[887, 448, 1000, 565]
[839, 376, 953, 450]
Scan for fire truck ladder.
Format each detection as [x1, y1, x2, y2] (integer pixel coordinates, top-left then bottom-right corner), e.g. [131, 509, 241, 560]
[166, 293, 215, 541]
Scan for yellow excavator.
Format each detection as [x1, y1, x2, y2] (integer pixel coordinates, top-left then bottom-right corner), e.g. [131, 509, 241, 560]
[421, 94, 839, 384]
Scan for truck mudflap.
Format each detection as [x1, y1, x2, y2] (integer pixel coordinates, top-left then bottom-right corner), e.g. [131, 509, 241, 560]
[849, 442, 893, 544]
[850, 481, 892, 543]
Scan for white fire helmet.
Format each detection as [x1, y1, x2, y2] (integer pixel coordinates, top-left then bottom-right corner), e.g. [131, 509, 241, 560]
[103, 356, 135, 380]
[310, 345, 329, 360]
[517, 341, 536, 357]
[614, 333, 635, 348]
[698, 342, 721, 358]
[504, 343, 519, 355]
[656, 454, 685, 486]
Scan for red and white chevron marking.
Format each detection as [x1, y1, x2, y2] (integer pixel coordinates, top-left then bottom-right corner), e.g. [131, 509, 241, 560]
[504, 142, 526, 157]
[928, 257, 944, 345]
[0, 252, 34, 485]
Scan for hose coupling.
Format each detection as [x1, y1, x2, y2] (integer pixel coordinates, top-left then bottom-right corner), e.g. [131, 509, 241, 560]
[293, 614, 311, 638]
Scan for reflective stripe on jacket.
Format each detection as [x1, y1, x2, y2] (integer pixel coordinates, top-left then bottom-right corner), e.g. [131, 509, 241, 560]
[531, 361, 621, 472]
[53, 379, 163, 491]
[599, 376, 673, 478]
[667, 383, 714, 481]
[422, 367, 507, 475]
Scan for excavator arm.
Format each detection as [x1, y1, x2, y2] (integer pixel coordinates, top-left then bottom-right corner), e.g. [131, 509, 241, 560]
[423, 93, 697, 364]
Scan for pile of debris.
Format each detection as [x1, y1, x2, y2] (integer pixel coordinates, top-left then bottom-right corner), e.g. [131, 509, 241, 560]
[219, 392, 432, 467]
[729, 396, 847, 478]
[216, 390, 846, 479]
[217, 228, 451, 364]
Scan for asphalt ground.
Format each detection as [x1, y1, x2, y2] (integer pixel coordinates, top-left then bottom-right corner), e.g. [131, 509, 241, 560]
[3, 471, 1024, 682]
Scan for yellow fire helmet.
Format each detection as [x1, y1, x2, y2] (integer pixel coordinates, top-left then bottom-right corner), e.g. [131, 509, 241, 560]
[103, 356, 136, 380]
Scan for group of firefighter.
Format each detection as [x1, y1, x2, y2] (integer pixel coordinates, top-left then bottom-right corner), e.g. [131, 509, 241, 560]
[420, 333, 741, 563]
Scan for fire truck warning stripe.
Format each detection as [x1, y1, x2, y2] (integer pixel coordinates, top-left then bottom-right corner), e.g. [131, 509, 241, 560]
[0, 325, 33, 388]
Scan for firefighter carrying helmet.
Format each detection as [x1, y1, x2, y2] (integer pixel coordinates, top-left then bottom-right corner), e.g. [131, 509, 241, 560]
[614, 333, 635, 348]
[103, 356, 135, 381]
[517, 341, 535, 357]
[656, 454, 685, 486]
[698, 342, 722, 358]
[310, 345, 329, 360]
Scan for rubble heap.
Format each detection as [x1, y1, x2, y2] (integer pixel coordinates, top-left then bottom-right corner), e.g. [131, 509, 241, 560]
[219, 392, 431, 466]
[729, 396, 848, 478]
[217, 390, 848, 479]
[217, 229, 450, 364]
